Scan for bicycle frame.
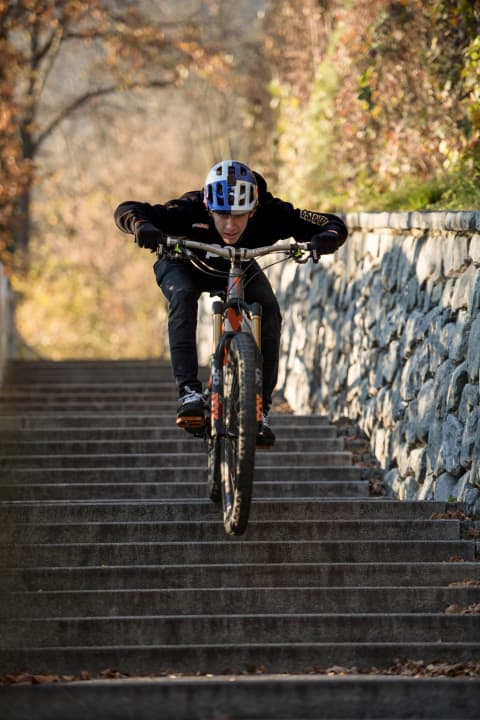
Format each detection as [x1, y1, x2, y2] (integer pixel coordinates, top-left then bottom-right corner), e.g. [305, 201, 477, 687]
[162, 237, 311, 329]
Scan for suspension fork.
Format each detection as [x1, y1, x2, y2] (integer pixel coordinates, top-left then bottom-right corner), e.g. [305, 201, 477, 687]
[208, 259, 263, 431]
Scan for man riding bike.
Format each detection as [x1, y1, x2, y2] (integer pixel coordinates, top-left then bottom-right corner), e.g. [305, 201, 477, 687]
[114, 160, 347, 447]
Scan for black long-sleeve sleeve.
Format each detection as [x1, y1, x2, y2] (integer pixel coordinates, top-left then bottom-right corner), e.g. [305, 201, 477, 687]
[114, 191, 205, 237]
[114, 176, 347, 254]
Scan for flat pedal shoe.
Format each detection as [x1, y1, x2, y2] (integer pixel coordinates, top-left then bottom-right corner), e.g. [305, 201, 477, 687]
[177, 386, 205, 433]
[256, 412, 275, 448]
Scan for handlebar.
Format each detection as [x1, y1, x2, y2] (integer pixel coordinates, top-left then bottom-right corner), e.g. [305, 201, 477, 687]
[160, 236, 312, 262]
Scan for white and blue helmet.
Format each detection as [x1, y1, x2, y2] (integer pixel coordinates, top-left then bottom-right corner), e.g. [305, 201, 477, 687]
[203, 160, 258, 215]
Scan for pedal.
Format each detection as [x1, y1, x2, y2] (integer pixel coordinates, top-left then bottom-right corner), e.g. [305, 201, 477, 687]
[176, 415, 206, 433]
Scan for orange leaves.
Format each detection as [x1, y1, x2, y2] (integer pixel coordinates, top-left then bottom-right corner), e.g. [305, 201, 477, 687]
[0, 0, 230, 262]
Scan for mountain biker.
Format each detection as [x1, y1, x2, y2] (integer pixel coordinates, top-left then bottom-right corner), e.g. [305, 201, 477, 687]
[114, 160, 347, 447]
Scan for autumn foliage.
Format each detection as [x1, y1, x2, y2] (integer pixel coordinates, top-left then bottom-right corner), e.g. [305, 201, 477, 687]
[0, 2, 30, 268]
[260, 0, 480, 210]
[2, 0, 480, 358]
[0, 0, 223, 266]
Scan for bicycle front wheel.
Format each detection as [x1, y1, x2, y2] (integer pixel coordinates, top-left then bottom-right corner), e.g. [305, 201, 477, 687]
[221, 332, 261, 536]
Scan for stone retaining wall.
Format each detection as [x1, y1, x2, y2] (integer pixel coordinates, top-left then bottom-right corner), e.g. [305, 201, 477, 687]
[271, 211, 480, 514]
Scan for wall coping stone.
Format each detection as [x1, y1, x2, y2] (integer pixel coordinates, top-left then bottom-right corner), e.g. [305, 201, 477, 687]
[345, 210, 480, 232]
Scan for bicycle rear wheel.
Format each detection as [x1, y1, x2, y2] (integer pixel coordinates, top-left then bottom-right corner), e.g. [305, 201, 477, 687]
[221, 332, 261, 536]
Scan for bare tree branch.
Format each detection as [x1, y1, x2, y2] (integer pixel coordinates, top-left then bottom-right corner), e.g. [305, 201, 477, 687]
[32, 25, 65, 98]
[33, 79, 173, 151]
[31, 25, 64, 68]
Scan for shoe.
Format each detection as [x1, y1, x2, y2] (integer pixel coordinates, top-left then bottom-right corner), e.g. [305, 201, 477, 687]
[176, 386, 205, 432]
[256, 412, 275, 448]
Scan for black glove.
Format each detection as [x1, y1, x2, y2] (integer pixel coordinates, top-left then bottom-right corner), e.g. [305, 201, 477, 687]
[310, 230, 340, 262]
[134, 221, 165, 250]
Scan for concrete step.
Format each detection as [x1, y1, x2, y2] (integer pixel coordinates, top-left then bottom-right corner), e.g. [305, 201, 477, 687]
[2, 584, 479, 618]
[0, 390, 180, 402]
[0, 382, 179, 393]
[3, 360, 183, 383]
[0, 401, 201, 412]
[0, 436, 344, 456]
[2, 561, 478, 592]
[0, 424, 337, 441]
[0, 479, 368, 501]
[0, 642, 479, 676]
[0, 465, 362, 484]
[1, 539, 475, 567]
[3, 613, 479, 648]
[0, 500, 460, 524]
[0, 450, 353, 469]
[0, 394, 182, 405]
[0, 519, 465, 544]
[0, 413, 330, 430]
[1, 676, 479, 720]
[0, 398, 184, 410]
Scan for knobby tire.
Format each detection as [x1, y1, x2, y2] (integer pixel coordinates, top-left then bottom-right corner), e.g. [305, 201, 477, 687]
[207, 435, 221, 503]
[220, 332, 260, 536]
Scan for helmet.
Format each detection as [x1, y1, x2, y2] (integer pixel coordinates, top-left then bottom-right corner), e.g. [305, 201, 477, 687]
[203, 160, 258, 214]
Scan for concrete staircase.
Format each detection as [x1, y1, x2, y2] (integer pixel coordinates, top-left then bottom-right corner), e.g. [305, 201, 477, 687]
[0, 359, 479, 719]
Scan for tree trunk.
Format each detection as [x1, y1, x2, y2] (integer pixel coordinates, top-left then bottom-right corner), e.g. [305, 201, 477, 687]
[14, 185, 31, 261]
[15, 126, 35, 263]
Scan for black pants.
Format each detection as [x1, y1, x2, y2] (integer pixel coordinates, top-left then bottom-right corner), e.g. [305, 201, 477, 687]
[154, 257, 282, 411]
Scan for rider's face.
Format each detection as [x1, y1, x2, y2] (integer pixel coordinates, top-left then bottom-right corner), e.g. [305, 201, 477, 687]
[211, 211, 253, 245]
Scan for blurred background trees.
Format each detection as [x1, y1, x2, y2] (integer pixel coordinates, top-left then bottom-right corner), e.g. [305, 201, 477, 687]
[1, 0, 479, 358]
[262, 0, 480, 210]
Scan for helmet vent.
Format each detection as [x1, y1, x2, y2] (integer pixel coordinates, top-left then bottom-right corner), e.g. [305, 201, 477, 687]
[228, 164, 239, 188]
[204, 160, 258, 214]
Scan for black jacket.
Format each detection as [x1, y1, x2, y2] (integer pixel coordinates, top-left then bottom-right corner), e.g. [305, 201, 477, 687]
[114, 173, 347, 255]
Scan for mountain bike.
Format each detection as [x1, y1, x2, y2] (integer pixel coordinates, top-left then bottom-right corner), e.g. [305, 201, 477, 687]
[158, 236, 313, 536]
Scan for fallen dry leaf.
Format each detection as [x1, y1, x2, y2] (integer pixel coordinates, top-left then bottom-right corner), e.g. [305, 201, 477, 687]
[448, 578, 480, 587]
[431, 511, 470, 520]
[444, 604, 465, 614]
[32, 674, 61, 684]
